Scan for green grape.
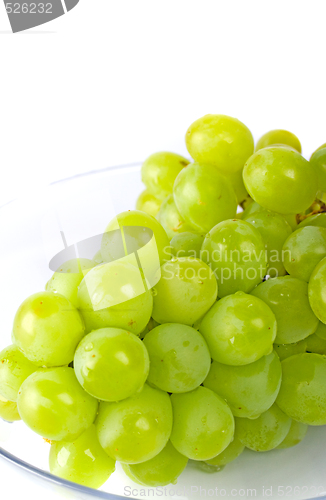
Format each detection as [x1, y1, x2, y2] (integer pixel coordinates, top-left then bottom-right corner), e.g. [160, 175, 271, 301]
[305, 333, 326, 355]
[77, 261, 153, 336]
[245, 210, 292, 278]
[157, 194, 194, 240]
[49, 424, 115, 489]
[136, 190, 162, 218]
[0, 345, 37, 402]
[204, 351, 281, 418]
[74, 328, 149, 402]
[17, 367, 98, 441]
[141, 152, 189, 200]
[251, 276, 318, 344]
[45, 258, 96, 308]
[298, 213, 326, 229]
[308, 256, 326, 323]
[121, 441, 188, 487]
[170, 232, 205, 259]
[315, 321, 326, 341]
[173, 163, 237, 233]
[274, 341, 307, 361]
[200, 292, 276, 366]
[283, 226, 326, 282]
[255, 129, 301, 153]
[185, 114, 254, 173]
[201, 219, 267, 297]
[228, 169, 249, 204]
[152, 257, 218, 326]
[310, 148, 326, 193]
[101, 210, 170, 268]
[276, 353, 326, 425]
[170, 387, 234, 461]
[143, 323, 211, 393]
[242, 201, 297, 231]
[204, 426, 245, 468]
[236, 404, 291, 452]
[243, 147, 317, 214]
[0, 394, 21, 422]
[96, 384, 173, 464]
[12, 292, 85, 367]
[276, 420, 308, 449]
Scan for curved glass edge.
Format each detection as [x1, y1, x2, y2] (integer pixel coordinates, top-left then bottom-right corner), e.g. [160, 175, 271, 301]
[0, 446, 129, 500]
[0, 161, 142, 211]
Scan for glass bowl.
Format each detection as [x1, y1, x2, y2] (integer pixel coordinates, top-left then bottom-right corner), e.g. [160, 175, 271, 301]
[1, 164, 326, 500]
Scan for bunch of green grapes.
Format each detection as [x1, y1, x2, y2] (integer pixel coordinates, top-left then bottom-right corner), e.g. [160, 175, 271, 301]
[3, 116, 326, 492]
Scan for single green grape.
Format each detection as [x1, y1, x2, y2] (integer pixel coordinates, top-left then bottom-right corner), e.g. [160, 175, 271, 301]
[0, 394, 21, 422]
[152, 257, 218, 326]
[74, 328, 149, 402]
[283, 226, 326, 282]
[121, 441, 188, 487]
[204, 351, 281, 418]
[157, 194, 194, 240]
[273, 341, 307, 361]
[200, 292, 276, 366]
[96, 384, 173, 464]
[308, 256, 326, 323]
[170, 232, 205, 259]
[141, 152, 189, 200]
[315, 321, 326, 341]
[136, 190, 162, 218]
[251, 276, 318, 344]
[201, 219, 267, 297]
[236, 404, 291, 452]
[245, 210, 292, 278]
[49, 424, 115, 488]
[310, 148, 326, 193]
[77, 261, 153, 336]
[12, 292, 85, 367]
[276, 353, 326, 425]
[0, 345, 37, 402]
[298, 213, 326, 229]
[304, 333, 326, 355]
[143, 323, 211, 393]
[242, 201, 297, 231]
[101, 210, 170, 268]
[228, 169, 249, 204]
[243, 147, 317, 214]
[276, 420, 308, 449]
[17, 367, 98, 441]
[45, 258, 96, 308]
[204, 426, 245, 468]
[255, 129, 301, 153]
[185, 114, 254, 173]
[170, 386, 234, 461]
[173, 163, 237, 233]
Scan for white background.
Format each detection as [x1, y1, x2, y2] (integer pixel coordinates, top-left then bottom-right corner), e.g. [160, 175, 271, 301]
[1, 0, 326, 498]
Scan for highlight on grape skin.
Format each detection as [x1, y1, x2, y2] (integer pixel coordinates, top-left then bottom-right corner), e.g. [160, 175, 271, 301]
[2, 113, 326, 491]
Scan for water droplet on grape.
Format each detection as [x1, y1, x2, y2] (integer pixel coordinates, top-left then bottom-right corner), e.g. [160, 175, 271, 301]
[85, 343, 94, 352]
